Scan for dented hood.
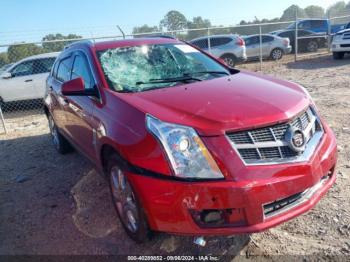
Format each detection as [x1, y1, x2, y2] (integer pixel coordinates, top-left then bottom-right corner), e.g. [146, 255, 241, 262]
[121, 71, 310, 136]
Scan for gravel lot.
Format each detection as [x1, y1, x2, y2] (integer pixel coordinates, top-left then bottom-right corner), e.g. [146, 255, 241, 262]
[0, 54, 349, 259]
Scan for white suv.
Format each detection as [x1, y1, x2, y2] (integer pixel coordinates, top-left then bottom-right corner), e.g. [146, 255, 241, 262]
[189, 35, 247, 67]
[0, 52, 59, 103]
[331, 29, 350, 59]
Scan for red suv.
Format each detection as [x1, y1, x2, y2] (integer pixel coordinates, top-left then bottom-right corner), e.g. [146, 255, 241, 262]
[44, 37, 337, 243]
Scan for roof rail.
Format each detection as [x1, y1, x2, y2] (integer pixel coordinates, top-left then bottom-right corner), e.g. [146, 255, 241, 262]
[146, 34, 177, 40]
[63, 39, 93, 50]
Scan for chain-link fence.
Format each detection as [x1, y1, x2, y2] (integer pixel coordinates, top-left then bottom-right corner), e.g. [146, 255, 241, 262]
[1, 13, 350, 134]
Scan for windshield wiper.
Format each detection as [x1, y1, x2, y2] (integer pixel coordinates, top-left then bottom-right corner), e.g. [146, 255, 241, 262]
[188, 71, 230, 76]
[136, 76, 202, 86]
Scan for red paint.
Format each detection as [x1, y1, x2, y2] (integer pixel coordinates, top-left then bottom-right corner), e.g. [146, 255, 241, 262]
[45, 38, 337, 236]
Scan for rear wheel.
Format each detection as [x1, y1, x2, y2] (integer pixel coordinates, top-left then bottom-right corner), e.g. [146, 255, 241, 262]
[306, 41, 318, 52]
[333, 52, 345, 60]
[48, 114, 72, 154]
[220, 54, 237, 68]
[270, 48, 283, 60]
[108, 154, 152, 243]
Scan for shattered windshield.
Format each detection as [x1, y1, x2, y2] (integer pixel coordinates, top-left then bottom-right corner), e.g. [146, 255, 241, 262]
[97, 43, 230, 92]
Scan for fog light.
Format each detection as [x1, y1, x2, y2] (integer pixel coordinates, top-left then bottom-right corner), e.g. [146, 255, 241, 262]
[202, 210, 224, 224]
[191, 208, 246, 228]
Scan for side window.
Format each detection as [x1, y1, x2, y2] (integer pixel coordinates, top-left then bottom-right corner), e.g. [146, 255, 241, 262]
[262, 36, 274, 43]
[33, 58, 56, 74]
[57, 56, 73, 82]
[311, 20, 325, 28]
[51, 60, 59, 78]
[210, 38, 221, 47]
[299, 21, 311, 30]
[10, 61, 34, 77]
[245, 36, 259, 46]
[71, 54, 94, 90]
[192, 39, 208, 49]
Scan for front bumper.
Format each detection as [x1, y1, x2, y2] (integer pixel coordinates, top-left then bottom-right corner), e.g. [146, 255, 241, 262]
[331, 42, 350, 52]
[128, 125, 337, 236]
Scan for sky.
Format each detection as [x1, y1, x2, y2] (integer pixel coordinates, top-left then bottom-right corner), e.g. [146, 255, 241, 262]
[0, 0, 343, 44]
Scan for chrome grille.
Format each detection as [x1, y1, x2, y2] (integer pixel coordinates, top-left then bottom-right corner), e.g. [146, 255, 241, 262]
[227, 107, 323, 165]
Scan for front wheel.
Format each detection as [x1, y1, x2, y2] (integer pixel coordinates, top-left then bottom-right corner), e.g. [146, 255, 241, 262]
[306, 41, 318, 52]
[270, 48, 283, 60]
[108, 154, 152, 243]
[220, 54, 237, 68]
[48, 114, 72, 154]
[333, 52, 345, 60]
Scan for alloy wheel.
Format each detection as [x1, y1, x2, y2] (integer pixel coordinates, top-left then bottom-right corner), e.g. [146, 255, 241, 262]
[48, 116, 59, 148]
[272, 49, 282, 60]
[110, 166, 138, 233]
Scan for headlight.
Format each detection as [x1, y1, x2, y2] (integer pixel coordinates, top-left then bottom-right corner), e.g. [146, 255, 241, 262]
[333, 34, 341, 42]
[146, 115, 224, 179]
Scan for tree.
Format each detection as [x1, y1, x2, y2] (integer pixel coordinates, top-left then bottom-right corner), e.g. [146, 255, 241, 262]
[7, 43, 43, 63]
[187, 16, 212, 39]
[132, 24, 159, 35]
[304, 5, 325, 18]
[160, 10, 188, 31]
[42, 33, 82, 52]
[280, 5, 307, 21]
[326, 1, 347, 17]
[0, 52, 9, 67]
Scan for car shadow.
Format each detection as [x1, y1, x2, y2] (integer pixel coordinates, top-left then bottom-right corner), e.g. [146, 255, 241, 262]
[287, 54, 350, 70]
[0, 133, 251, 257]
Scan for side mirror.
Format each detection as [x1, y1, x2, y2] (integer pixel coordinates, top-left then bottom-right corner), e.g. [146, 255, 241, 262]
[61, 77, 98, 97]
[2, 72, 12, 79]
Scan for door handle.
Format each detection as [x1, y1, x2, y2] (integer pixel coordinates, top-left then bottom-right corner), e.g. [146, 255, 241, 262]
[25, 79, 33, 82]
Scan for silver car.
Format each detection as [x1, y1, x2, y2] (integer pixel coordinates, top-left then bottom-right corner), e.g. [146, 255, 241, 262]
[243, 34, 292, 61]
[189, 35, 247, 67]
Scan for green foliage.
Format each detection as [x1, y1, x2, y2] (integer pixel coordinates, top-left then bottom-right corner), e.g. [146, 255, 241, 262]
[7, 44, 43, 63]
[304, 5, 325, 18]
[132, 25, 159, 35]
[160, 10, 188, 31]
[327, 1, 347, 17]
[187, 16, 212, 39]
[280, 5, 307, 21]
[42, 33, 82, 52]
[0, 52, 9, 67]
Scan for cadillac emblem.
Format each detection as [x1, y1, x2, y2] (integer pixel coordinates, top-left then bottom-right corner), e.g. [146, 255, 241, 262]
[286, 126, 306, 153]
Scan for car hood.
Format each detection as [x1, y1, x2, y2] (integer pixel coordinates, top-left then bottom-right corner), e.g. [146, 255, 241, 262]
[121, 71, 310, 136]
[336, 28, 350, 35]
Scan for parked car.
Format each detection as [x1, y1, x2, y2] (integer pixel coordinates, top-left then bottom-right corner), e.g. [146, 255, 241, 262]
[242, 34, 292, 60]
[331, 28, 350, 59]
[271, 29, 327, 52]
[189, 34, 246, 67]
[0, 63, 13, 75]
[45, 38, 337, 243]
[0, 52, 59, 103]
[287, 19, 345, 34]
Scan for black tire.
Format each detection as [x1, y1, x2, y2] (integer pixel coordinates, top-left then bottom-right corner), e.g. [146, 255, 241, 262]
[107, 153, 152, 243]
[48, 114, 72, 154]
[270, 48, 284, 60]
[306, 41, 318, 52]
[333, 52, 345, 60]
[220, 54, 237, 68]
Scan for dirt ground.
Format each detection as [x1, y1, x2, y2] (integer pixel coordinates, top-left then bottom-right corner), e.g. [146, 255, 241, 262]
[0, 54, 349, 260]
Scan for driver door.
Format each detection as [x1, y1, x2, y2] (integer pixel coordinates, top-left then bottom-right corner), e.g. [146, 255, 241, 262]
[63, 51, 98, 161]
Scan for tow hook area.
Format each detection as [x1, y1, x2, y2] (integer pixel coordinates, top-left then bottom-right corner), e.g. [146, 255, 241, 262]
[193, 236, 206, 247]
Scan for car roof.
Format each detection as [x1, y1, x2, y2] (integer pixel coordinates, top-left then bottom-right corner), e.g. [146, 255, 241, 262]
[66, 38, 183, 52]
[189, 34, 238, 42]
[243, 34, 276, 38]
[21, 52, 60, 61]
